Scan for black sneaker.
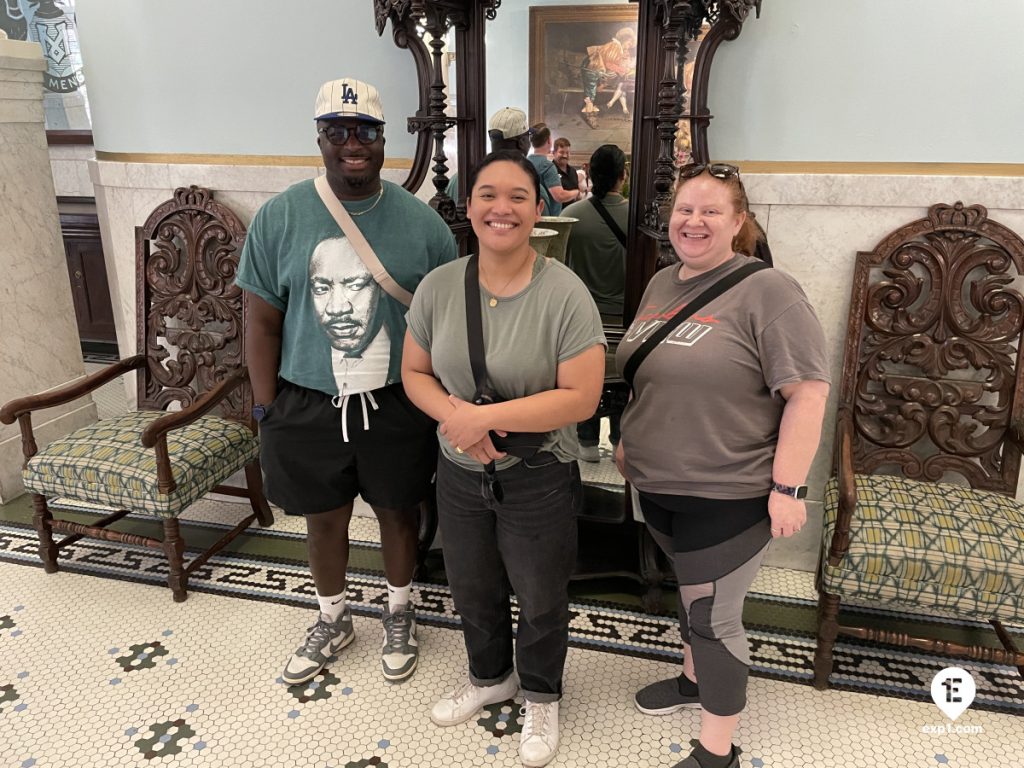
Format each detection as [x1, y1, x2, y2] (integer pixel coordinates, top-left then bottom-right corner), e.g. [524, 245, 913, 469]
[634, 674, 701, 715]
[672, 746, 740, 768]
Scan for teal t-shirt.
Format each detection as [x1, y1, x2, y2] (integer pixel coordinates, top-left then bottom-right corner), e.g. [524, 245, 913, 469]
[528, 155, 562, 216]
[235, 179, 457, 397]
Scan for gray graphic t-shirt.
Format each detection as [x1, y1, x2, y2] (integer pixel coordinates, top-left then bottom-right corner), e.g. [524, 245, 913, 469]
[236, 179, 457, 397]
[407, 256, 606, 471]
[615, 254, 831, 499]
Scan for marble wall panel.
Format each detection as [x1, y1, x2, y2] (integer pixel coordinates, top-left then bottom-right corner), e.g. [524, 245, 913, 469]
[0, 46, 96, 501]
[49, 144, 96, 198]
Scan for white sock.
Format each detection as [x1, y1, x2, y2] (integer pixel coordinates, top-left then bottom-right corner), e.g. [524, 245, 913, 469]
[317, 590, 347, 621]
[387, 581, 412, 612]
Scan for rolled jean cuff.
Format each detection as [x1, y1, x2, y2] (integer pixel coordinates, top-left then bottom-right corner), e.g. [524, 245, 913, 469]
[522, 689, 561, 704]
[469, 668, 515, 689]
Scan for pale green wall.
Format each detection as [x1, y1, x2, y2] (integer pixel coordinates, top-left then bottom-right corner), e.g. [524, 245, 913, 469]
[711, 0, 1024, 162]
[76, 0, 424, 157]
[76, 0, 1024, 163]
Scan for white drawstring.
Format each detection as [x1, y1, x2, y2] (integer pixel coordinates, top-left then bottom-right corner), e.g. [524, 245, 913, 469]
[330, 391, 380, 442]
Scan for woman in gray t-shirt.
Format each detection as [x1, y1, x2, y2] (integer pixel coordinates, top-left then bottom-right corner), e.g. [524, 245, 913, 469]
[403, 151, 606, 768]
[615, 164, 830, 768]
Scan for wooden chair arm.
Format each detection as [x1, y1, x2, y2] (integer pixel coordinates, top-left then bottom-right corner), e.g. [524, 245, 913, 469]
[0, 355, 146, 425]
[827, 406, 857, 567]
[141, 367, 249, 449]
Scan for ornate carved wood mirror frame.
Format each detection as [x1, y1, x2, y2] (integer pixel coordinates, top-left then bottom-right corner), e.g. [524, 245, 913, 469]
[373, 0, 762, 341]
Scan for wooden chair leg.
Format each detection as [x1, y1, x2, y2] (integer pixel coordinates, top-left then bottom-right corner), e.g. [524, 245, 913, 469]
[244, 460, 274, 527]
[814, 590, 842, 690]
[31, 494, 59, 573]
[991, 620, 1024, 678]
[162, 518, 188, 602]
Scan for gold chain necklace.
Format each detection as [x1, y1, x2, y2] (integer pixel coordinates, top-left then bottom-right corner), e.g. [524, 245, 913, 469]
[480, 252, 534, 308]
[344, 185, 384, 217]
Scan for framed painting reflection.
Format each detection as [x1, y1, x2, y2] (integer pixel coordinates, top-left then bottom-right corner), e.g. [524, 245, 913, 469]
[529, 4, 638, 157]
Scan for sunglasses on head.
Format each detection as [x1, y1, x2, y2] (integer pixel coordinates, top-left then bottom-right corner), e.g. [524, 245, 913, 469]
[678, 162, 741, 181]
[318, 124, 381, 146]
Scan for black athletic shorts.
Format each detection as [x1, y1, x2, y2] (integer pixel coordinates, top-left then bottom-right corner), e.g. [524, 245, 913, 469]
[258, 379, 438, 515]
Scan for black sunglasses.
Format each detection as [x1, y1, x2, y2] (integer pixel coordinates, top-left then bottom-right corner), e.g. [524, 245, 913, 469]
[484, 463, 504, 503]
[318, 124, 381, 146]
[678, 162, 740, 180]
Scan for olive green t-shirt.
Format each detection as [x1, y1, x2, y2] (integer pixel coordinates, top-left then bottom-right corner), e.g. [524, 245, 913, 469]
[614, 254, 830, 498]
[407, 256, 606, 471]
[563, 193, 627, 315]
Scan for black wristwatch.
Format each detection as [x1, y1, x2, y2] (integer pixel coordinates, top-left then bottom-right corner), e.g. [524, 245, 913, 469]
[771, 481, 808, 499]
[252, 404, 268, 423]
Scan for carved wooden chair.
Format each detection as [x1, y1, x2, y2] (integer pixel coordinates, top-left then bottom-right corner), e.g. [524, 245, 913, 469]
[0, 186, 273, 602]
[814, 202, 1024, 688]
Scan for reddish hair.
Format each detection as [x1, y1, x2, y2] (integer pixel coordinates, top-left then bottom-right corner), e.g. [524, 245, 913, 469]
[672, 168, 763, 257]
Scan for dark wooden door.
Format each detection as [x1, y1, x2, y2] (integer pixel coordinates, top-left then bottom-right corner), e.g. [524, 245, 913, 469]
[60, 210, 118, 356]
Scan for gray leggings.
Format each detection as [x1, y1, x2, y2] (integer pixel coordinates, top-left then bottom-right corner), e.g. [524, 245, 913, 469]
[647, 518, 770, 717]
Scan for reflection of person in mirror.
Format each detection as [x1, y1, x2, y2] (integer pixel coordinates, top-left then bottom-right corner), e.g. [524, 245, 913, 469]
[580, 27, 637, 126]
[309, 237, 389, 393]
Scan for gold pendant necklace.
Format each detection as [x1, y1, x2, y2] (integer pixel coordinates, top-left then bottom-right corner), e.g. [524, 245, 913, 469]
[345, 185, 384, 217]
[480, 252, 534, 308]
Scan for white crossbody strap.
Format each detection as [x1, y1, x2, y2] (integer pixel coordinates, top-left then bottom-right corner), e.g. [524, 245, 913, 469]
[313, 175, 414, 307]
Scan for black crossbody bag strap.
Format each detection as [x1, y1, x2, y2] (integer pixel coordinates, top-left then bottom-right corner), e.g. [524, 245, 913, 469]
[590, 196, 628, 247]
[622, 261, 770, 391]
[463, 255, 489, 397]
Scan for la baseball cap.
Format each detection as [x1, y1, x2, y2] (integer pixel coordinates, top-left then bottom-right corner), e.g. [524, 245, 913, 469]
[313, 78, 385, 124]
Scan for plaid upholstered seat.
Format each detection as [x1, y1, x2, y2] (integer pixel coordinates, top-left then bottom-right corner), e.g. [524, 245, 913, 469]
[23, 411, 258, 519]
[821, 474, 1024, 623]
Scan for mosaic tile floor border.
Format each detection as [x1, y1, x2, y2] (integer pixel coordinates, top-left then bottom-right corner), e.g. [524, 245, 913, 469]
[1, 522, 1020, 715]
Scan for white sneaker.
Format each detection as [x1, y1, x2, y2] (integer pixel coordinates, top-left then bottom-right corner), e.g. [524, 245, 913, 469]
[578, 444, 600, 463]
[519, 699, 559, 767]
[430, 673, 519, 726]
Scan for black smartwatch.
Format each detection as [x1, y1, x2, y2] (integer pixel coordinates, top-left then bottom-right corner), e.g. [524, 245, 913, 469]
[770, 481, 808, 499]
[252, 404, 268, 423]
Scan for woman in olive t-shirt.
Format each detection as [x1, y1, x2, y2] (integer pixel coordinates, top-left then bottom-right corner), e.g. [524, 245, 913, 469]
[402, 151, 606, 768]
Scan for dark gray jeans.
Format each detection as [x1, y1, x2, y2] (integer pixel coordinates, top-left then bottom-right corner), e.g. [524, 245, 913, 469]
[436, 453, 578, 703]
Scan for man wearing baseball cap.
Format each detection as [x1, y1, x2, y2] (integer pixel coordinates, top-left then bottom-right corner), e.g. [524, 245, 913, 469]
[444, 107, 557, 217]
[236, 77, 457, 686]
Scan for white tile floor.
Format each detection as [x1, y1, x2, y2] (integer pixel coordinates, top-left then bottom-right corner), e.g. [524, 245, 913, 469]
[1, 562, 1020, 768]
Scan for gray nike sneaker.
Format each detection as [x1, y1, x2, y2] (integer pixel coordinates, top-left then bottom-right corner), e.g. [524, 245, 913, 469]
[381, 603, 419, 681]
[282, 608, 354, 685]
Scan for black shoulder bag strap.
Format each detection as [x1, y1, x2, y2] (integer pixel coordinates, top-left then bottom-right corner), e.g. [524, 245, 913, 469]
[622, 261, 770, 392]
[463, 255, 489, 397]
[590, 196, 628, 247]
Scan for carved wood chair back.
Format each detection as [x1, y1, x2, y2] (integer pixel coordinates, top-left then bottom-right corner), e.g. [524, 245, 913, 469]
[840, 202, 1024, 493]
[133, 186, 251, 423]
